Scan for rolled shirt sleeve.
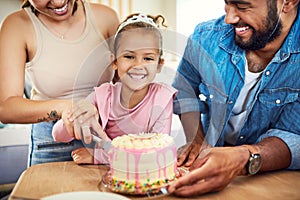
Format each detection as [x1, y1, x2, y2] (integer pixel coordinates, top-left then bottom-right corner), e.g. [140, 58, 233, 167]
[258, 129, 300, 170]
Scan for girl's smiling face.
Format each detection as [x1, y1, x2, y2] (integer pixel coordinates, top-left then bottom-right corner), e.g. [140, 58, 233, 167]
[113, 29, 163, 92]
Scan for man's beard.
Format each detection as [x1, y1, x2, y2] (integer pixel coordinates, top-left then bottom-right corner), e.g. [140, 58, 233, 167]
[235, 3, 283, 50]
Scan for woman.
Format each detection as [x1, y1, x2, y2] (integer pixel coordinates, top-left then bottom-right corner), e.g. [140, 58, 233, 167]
[0, 0, 120, 166]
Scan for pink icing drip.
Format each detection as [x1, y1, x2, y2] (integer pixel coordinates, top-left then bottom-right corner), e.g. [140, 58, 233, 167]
[108, 149, 114, 175]
[172, 146, 177, 172]
[110, 141, 177, 182]
[155, 145, 177, 179]
[126, 152, 129, 179]
[156, 150, 161, 178]
[134, 153, 141, 184]
[163, 153, 167, 177]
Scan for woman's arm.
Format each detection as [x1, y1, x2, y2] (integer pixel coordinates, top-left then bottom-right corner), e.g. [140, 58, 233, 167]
[0, 11, 70, 124]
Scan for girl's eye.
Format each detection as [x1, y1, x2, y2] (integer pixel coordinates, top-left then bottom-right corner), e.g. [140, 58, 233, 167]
[124, 55, 134, 59]
[144, 57, 155, 61]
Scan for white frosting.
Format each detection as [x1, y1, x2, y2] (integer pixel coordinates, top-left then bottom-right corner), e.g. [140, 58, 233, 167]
[111, 133, 174, 149]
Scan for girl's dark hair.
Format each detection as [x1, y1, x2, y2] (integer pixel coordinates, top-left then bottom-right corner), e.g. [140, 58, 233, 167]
[22, 0, 78, 16]
[114, 13, 167, 57]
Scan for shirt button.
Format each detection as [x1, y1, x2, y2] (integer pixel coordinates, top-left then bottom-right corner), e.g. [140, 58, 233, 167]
[281, 53, 288, 59]
[209, 94, 214, 99]
[199, 94, 207, 101]
[239, 136, 244, 140]
[275, 99, 281, 104]
[228, 100, 233, 104]
[265, 71, 271, 76]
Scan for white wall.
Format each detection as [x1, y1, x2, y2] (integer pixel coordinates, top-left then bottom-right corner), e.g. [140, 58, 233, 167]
[0, 0, 22, 24]
[89, 0, 225, 37]
[130, 0, 176, 30]
[176, 0, 225, 36]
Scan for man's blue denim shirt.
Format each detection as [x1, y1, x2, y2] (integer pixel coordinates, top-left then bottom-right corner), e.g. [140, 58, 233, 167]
[172, 6, 300, 169]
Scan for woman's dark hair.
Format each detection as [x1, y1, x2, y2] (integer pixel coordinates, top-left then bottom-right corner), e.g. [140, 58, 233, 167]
[22, 0, 78, 16]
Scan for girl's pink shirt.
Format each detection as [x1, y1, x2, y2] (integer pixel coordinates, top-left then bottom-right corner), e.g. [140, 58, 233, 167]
[52, 82, 177, 164]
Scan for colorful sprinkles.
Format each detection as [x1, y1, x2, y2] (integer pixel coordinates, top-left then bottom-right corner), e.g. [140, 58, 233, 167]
[110, 176, 176, 194]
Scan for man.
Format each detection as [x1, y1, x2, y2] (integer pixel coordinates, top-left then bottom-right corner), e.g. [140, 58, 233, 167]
[169, 0, 300, 197]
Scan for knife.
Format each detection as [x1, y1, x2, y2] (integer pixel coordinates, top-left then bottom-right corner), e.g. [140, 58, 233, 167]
[92, 134, 112, 151]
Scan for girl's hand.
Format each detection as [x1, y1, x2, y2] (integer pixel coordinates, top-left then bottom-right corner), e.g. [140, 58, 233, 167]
[71, 147, 94, 164]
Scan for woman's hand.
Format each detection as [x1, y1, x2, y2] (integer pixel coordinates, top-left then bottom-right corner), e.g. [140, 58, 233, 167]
[169, 146, 249, 197]
[68, 99, 109, 144]
[59, 100, 75, 137]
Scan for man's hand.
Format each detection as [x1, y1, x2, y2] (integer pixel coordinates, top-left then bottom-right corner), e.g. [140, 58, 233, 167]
[177, 112, 210, 167]
[177, 123, 211, 167]
[169, 146, 249, 197]
[177, 140, 211, 167]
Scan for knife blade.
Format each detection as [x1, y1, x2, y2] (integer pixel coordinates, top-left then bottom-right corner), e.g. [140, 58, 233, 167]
[92, 134, 112, 151]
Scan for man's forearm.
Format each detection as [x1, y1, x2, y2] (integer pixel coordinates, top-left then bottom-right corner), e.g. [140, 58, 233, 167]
[257, 136, 291, 172]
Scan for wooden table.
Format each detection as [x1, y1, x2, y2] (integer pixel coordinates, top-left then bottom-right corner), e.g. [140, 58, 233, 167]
[9, 161, 300, 200]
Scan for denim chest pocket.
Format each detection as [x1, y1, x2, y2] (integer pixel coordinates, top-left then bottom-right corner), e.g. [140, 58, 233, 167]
[258, 88, 299, 108]
[199, 83, 228, 104]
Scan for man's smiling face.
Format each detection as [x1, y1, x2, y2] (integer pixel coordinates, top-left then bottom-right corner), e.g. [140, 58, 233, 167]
[224, 0, 283, 50]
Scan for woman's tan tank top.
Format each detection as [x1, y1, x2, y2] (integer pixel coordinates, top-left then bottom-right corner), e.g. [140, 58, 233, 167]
[24, 1, 114, 101]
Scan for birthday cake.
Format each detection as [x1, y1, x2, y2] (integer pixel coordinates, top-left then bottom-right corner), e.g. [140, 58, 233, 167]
[108, 133, 177, 194]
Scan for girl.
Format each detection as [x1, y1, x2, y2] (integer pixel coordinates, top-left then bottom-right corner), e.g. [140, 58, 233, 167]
[52, 13, 177, 164]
